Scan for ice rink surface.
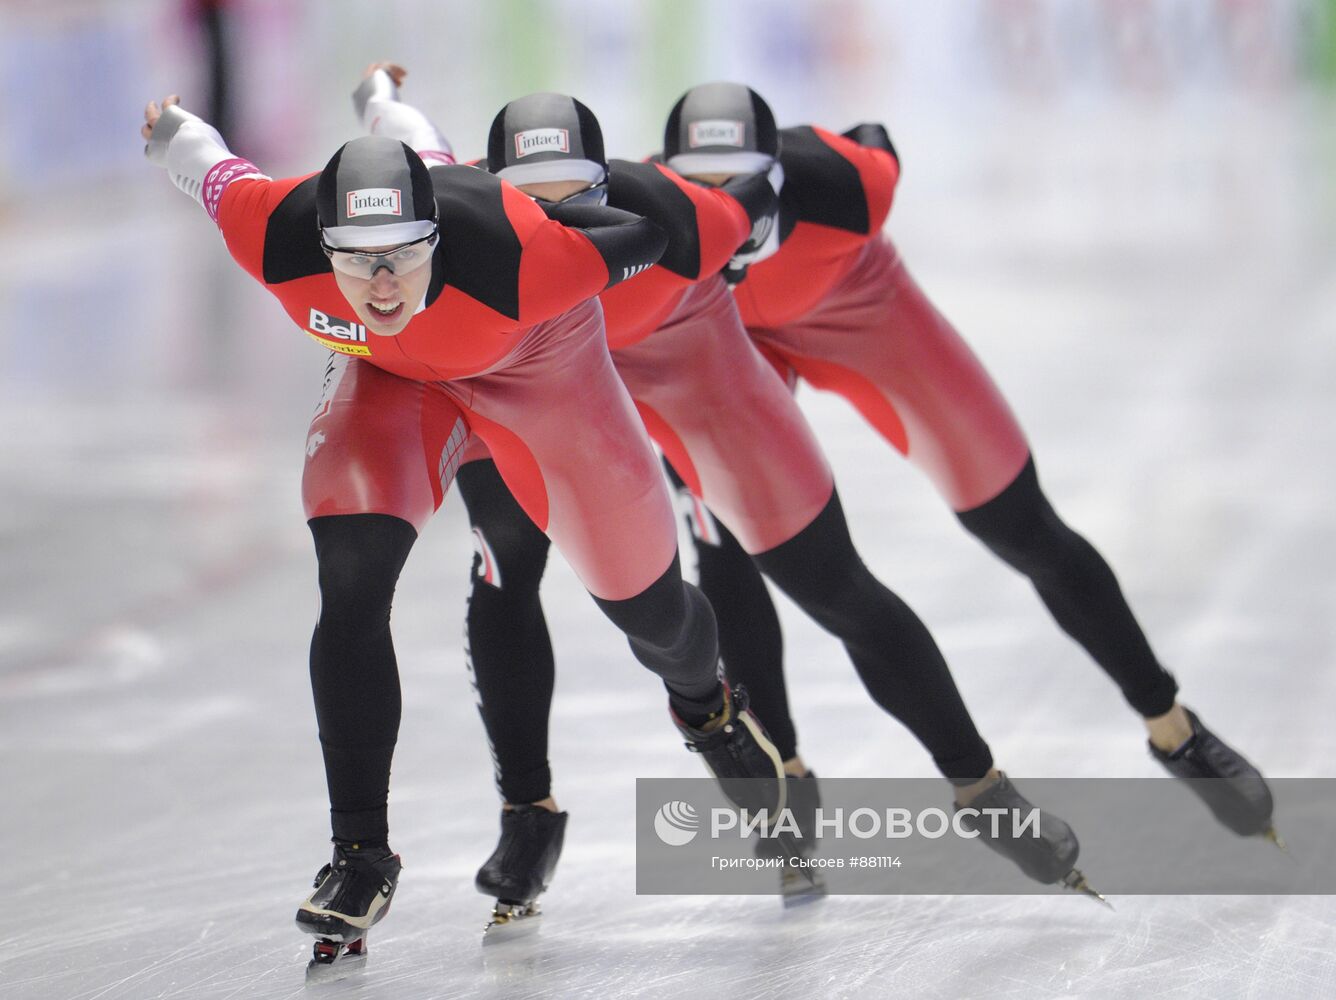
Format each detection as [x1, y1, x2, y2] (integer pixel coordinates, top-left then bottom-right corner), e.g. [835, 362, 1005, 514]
[3, 4, 1336, 997]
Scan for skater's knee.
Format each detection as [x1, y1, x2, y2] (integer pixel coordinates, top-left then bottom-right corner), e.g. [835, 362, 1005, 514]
[470, 518, 550, 595]
[593, 554, 691, 650]
[458, 459, 550, 594]
[595, 562, 723, 688]
[754, 490, 868, 611]
[957, 457, 1085, 579]
[311, 514, 416, 611]
[694, 514, 751, 571]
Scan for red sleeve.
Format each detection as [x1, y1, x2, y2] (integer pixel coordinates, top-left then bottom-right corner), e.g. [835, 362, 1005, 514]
[215, 173, 317, 284]
[656, 166, 752, 277]
[502, 183, 611, 324]
[810, 125, 898, 235]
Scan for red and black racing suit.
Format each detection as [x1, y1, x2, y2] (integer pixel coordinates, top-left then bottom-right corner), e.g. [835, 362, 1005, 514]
[459, 158, 996, 805]
[209, 159, 735, 842]
[694, 123, 1180, 757]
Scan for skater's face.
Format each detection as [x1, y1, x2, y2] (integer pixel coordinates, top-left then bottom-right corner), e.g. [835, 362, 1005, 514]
[683, 172, 738, 188]
[520, 179, 593, 202]
[517, 179, 609, 207]
[329, 238, 436, 337]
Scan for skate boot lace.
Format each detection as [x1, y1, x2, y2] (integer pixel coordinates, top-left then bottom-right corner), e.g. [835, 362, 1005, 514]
[681, 686, 748, 752]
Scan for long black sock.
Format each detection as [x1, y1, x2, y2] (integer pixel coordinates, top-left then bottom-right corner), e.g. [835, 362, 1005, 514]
[460, 460, 722, 774]
[664, 460, 797, 759]
[309, 513, 417, 843]
[957, 456, 1178, 717]
[754, 491, 993, 784]
[457, 460, 556, 806]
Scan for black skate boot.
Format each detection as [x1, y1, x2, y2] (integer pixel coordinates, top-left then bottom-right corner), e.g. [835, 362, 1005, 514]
[476, 805, 569, 941]
[673, 684, 786, 821]
[1149, 707, 1280, 845]
[296, 841, 401, 983]
[955, 774, 1107, 905]
[756, 771, 827, 907]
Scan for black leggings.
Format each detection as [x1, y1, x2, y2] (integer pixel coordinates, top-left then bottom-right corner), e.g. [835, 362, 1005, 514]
[455, 460, 720, 804]
[750, 489, 993, 781]
[663, 462, 992, 778]
[687, 455, 1179, 762]
[309, 514, 415, 845]
[462, 459, 998, 800]
[310, 492, 720, 840]
[956, 457, 1178, 716]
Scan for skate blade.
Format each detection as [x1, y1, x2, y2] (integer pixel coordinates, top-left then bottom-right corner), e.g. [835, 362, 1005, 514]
[780, 869, 828, 909]
[305, 936, 367, 985]
[1060, 869, 1113, 910]
[1263, 826, 1290, 855]
[482, 901, 542, 944]
[781, 885, 828, 909]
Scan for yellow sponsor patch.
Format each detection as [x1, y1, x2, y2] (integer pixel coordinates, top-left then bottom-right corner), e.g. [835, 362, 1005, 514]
[307, 330, 372, 356]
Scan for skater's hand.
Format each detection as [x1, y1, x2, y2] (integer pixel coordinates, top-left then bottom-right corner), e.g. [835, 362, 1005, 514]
[141, 95, 180, 142]
[723, 208, 777, 285]
[363, 62, 407, 87]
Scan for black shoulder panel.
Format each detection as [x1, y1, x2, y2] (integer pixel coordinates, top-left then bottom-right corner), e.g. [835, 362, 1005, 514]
[262, 176, 332, 284]
[720, 170, 777, 228]
[841, 122, 899, 167]
[778, 126, 869, 235]
[607, 160, 700, 279]
[427, 164, 523, 318]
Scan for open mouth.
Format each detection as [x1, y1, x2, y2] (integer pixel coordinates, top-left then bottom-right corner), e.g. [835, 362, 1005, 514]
[367, 301, 404, 322]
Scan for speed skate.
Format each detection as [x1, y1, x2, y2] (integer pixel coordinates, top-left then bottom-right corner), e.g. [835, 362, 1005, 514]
[475, 805, 569, 942]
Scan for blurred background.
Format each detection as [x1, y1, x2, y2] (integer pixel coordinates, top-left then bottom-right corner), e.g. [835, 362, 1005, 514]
[2, 2, 1335, 998]
[3, 0, 1334, 688]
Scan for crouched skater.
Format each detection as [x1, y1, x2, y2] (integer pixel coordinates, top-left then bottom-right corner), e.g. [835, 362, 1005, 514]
[140, 88, 787, 982]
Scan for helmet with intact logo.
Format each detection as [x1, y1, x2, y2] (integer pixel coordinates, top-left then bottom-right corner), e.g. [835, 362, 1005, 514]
[487, 92, 608, 192]
[663, 82, 778, 178]
[316, 135, 437, 250]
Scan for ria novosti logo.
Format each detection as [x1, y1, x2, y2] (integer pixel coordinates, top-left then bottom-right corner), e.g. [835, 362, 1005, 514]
[652, 801, 1043, 845]
[345, 187, 402, 218]
[654, 801, 700, 846]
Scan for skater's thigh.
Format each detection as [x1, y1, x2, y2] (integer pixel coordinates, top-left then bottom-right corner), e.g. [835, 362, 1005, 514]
[448, 301, 678, 601]
[753, 240, 1030, 511]
[614, 277, 833, 554]
[303, 355, 469, 532]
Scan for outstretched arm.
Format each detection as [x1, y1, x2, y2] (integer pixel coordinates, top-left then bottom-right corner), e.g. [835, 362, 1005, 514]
[538, 201, 668, 289]
[141, 95, 267, 223]
[351, 62, 455, 166]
